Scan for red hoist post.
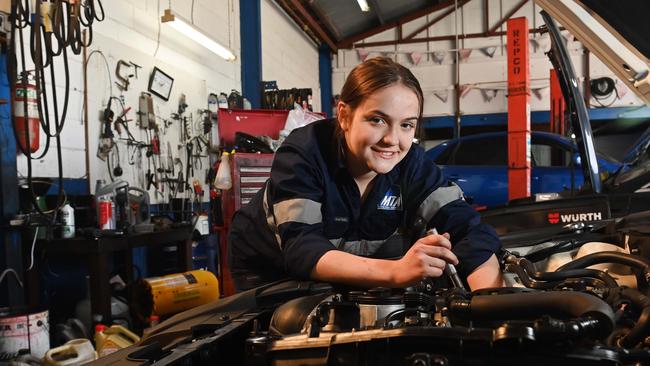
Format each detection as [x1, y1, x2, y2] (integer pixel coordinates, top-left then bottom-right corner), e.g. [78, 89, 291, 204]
[507, 17, 531, 202]
[550, 68, 566, 135]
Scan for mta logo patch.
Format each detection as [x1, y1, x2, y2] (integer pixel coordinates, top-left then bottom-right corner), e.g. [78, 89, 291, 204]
[378, 186, 402, 211]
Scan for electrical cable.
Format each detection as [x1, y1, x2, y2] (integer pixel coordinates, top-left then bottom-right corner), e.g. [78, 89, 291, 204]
[26, 227, 39, 271]
[153, 0, 161, 57]
[0, 269, 24, 288]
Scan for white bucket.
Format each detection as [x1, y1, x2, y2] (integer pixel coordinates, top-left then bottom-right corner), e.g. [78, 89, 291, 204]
[0, 309, 50, 359]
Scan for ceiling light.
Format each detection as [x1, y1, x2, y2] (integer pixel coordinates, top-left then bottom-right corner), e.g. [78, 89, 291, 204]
[161, 9, 236, 61]
[357, 0, 370, 12]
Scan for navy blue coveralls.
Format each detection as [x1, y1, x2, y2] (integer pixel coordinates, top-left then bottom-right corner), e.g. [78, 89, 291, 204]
[229, 119, 502, 290]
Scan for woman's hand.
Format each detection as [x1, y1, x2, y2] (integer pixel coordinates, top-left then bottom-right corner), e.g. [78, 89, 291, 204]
[390, 232, 458, 287]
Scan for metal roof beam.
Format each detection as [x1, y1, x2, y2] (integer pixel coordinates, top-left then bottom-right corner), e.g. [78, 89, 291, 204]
[488, 0, 528, 34]
[286, 0, 338, 52]
[403, 0, 471, 40]
[367, 0, 385, 25]
[337, 1, 456, 49]
[357, 27, 546, 48]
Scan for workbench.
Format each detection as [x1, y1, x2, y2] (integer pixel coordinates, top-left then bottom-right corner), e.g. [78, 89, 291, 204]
[25, 226, 193, 324]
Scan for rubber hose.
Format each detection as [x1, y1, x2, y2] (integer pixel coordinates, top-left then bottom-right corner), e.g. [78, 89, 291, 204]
[618, 288, 650, 348]
[557, 251, 650, 273]
[450, 291, 615, 338]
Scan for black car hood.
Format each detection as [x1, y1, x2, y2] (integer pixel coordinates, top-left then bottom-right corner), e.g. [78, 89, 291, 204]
[535, 0, 650, 105]
[578, 0, 650, 61]
[540, 11, 602, 193]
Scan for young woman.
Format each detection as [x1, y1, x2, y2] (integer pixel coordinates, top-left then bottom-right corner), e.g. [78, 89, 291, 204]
[230, 57, 503, 291]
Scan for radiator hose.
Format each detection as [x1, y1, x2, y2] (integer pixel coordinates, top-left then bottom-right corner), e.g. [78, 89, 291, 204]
[450, 291, 615, 339]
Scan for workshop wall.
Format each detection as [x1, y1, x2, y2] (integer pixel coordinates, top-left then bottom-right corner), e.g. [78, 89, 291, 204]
[261, 0, 321, 112]
[332, 0, 645, 119]
[15, 0, 321, 205]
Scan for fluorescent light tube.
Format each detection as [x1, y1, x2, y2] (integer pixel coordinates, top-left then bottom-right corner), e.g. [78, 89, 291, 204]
[357, 0, 370, 12]
[162, 9, 236, 61]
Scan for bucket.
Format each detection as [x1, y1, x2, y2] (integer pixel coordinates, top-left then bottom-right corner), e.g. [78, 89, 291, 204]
[43, 339, 97, 366]
[0, 308, 50, 359]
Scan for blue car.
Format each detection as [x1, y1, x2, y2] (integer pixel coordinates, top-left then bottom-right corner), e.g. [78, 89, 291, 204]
[425, 131, 622, 208]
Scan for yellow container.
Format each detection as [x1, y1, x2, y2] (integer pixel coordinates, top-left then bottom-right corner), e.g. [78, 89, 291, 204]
[94, 324, 140, 358]
[43, 339, 97, 366]
[134, 269, 220, 318]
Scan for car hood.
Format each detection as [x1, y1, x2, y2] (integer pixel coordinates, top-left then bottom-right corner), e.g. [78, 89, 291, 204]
[539, 10, 602, 193]
[535, 0, 650, 105]
[536, 1, 650, 194]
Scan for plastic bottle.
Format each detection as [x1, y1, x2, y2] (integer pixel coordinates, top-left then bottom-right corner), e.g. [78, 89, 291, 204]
[60, 202, 75, 238]
[214, 151, 232, 190]
[94, 324, 140, 358]
[43, 338, 97, 366]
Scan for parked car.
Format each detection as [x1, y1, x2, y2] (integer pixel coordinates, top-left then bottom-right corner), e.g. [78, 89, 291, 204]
[425, 131, 623, 208]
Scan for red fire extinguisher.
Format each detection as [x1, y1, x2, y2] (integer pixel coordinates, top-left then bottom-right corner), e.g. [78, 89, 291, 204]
[14, 81, 40, 154]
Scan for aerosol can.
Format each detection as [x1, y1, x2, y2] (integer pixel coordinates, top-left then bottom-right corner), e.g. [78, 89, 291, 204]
[95, 179, 129, 230]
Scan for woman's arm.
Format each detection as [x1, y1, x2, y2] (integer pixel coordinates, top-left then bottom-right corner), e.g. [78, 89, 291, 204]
[466, 254, 504, 290]
[311, 233, 458, 288]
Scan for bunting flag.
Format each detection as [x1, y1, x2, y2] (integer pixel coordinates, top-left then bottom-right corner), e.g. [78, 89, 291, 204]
[480, 46, 497, 58]
[529, 39, 539, 51]
[615, 80, 628, 99]
[458, 48, 473, 62]
[357, 48, 369, 62]
[481, 89, 498, 102]
[459, 84, 473, 98]
[433, 90, 449, 103]
[410, 51, 423, 66]
[433, 50, 446, 64]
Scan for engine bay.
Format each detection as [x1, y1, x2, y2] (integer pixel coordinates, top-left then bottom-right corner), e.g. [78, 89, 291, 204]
[97, 211, 650, 365]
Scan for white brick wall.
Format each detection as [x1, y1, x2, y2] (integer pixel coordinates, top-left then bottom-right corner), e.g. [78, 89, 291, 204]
[261, 0, 320, 112]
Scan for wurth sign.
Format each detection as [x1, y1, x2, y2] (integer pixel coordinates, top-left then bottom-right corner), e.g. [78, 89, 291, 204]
[547, 211, 603, 224]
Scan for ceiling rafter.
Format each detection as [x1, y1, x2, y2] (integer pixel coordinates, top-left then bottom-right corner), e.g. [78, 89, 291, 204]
[367, 0, 385, 25]
[337, 0, 457, 49]
[403, 0, 472, 40]
[284, 0, 338, 51]
[274, 0, 321, 46]
[488, 0, 529, 34]
[357, 27, 547, 48]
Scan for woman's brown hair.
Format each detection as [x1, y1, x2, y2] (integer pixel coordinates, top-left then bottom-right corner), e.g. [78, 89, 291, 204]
[337, 56, 424, 137]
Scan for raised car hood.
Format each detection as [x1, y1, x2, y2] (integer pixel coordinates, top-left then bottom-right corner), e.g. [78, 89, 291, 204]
[535, 0, 650, 105]
[540, 11, 602, 193]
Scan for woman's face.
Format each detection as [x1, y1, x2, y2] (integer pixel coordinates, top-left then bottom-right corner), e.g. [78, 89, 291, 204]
[338, 83, 420, 178]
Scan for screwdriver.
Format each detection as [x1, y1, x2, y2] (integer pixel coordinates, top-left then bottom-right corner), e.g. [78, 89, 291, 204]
[426, 228, 466, 290]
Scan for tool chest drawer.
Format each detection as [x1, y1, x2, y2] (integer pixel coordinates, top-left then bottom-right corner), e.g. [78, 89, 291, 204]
[221, 153, 274, 225]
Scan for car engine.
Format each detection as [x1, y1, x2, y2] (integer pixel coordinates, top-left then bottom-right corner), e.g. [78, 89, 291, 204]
[243, 214, 650, 365]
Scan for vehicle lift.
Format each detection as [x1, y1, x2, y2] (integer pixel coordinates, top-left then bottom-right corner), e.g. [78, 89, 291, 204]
[507, 17, 531, 202]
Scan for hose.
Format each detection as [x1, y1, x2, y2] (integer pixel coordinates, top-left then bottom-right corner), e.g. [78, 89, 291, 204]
[518, 257, 619, 289]
[505, 256, 619, 291]
[616, 288, 650, 348]
[556, 251, 650, 290]
[450, 291, 615, 339]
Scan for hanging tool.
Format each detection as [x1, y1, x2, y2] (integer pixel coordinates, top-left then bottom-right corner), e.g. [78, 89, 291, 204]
[138, 92, 155, 129]
[113, 106, 134, 138]
[97, 98, 115, 161]
[115, 60, 133, 91]
[129, 61, 141, 78]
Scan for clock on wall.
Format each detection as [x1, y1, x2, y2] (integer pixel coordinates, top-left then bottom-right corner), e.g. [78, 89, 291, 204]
[148, 67, 174, 101]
